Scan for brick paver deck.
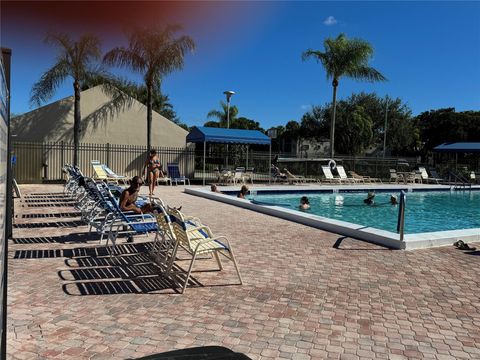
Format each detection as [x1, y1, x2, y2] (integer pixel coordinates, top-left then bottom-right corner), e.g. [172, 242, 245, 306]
[7, 184, 480, 359]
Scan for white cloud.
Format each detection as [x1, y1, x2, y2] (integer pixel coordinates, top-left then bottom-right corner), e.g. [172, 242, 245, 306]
[323, 16, 337, 26]
[300, 104, 311, 110]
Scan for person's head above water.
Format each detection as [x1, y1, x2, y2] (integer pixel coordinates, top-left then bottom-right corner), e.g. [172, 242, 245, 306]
[300, 196, 309, 205]
[390, 194, 398, 205]
[364, 191, 375, 204]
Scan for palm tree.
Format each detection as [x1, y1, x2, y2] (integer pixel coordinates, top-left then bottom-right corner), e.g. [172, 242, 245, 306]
[206, 101, 239, 127]
[302, 33, 386, 157]
[103, 25, 195, 151]
[30, 32, 102, 166]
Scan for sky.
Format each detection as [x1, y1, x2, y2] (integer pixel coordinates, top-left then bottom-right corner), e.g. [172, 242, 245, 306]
[1, 1, 480, 130]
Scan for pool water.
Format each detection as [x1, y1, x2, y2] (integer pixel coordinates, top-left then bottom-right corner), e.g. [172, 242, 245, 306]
[247, 191, 480, 234]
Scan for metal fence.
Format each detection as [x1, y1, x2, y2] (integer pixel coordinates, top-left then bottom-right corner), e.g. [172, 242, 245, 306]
[13, 140, 438, 184]
[13, 141, 196, 183]
[277, 156, 421, 179]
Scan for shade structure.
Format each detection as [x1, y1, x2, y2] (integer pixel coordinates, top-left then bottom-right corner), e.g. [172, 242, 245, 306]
[433, 142, 480, 153]
[186, 126, 271, 145]
[186, 126, 272, 185]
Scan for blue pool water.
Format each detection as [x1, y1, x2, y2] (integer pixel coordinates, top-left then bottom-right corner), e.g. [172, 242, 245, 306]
[246, 191, 480, 233]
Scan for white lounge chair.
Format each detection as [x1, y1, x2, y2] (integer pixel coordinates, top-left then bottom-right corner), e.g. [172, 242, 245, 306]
[418, 167, 443, 184]
[335, 166, 356, 183]
[91, 160, 128, 184]
[321, 166, 342, 183]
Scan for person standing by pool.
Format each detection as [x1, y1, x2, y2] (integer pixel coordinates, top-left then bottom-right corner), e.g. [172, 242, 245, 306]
[237, 185, 249, 199]
[364, 191, 375, 205]
[143, 149, 162, 197]
[299, 196, 310, 210]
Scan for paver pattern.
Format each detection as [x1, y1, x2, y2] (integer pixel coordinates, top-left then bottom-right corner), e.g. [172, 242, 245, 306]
[7, 184, 480, 359]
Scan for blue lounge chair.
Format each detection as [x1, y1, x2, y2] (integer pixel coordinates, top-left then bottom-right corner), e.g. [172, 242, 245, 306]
[167, 163, 190, 186]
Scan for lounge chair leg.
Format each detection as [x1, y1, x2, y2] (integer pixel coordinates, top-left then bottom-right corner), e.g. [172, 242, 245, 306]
[182, 251, 199, 293]
[224, 244, 242, 285]
[214, 252, 223, 271]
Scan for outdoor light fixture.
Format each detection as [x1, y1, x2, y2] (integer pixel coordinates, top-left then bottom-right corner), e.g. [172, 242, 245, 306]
[223, 90, 235, 129]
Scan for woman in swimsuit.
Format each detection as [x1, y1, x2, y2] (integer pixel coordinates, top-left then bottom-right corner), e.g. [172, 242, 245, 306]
[144, 149, 162, 196]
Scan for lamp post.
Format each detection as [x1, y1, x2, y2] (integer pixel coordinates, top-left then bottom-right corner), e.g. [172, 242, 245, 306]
[383, 97, 389, 159]
[223, 90, 235, 168]
[224, 90, 235, 128]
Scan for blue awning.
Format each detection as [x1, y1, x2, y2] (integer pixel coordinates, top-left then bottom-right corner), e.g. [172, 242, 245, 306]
[433, 142, 480, 153]
[186, 126, 271, 145]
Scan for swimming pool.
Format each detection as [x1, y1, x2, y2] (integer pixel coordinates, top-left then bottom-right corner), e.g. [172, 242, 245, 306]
[186, 185, 480, 249]
[246, 190, 480, 234]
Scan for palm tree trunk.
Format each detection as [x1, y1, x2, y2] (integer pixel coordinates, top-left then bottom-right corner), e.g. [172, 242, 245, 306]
[73, 80, 81, 166]
[330, 80, 338, 158]
[147, 83, 153, 152]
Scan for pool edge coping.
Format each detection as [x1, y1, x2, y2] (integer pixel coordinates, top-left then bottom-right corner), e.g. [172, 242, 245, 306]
[185, 187, 480, 250]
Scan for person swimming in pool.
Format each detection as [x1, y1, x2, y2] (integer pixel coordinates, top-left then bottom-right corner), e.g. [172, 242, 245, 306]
[364, 191, 375, 205]
[237, 185, 249, 199]
[299, 196, 310, 210]
[390, 194, 398, 205]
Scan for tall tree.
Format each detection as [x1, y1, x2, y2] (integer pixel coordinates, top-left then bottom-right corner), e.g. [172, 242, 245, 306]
[302, 33, 386, 158]
[30, 32, 103, 166]
[104, 25, 195, 151]
[206, 101, 239, 127]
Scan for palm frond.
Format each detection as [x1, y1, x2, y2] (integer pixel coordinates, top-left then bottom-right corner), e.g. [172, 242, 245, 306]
[30, 60, 70, 107]
[103, 47, 147, 73]
[207, 110, 224, 121]
[346, 65, 387, 82]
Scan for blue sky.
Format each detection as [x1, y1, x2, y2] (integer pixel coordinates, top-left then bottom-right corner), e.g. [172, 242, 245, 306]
[2, 1, 479, 130]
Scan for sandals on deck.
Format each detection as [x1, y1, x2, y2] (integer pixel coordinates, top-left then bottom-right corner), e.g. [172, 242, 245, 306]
[454, 240, 476, 251]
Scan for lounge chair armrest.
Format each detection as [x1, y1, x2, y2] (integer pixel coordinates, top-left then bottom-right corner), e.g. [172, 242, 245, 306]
[186, 225, 211, 234]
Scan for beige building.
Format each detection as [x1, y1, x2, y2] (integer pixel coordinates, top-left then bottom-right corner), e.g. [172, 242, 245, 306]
[12, 85, 188, 147]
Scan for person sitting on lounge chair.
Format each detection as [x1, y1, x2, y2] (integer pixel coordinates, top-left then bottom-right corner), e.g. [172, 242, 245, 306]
[271, 165, 287, 182]
[120, 176, 154, 214]
[237, 185, 249, 199]
[299, 196, 310, 210]
[364, 191, 375, 205]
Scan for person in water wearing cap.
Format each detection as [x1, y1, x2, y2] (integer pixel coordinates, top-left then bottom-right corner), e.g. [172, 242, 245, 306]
[364, 191, 375, 205]
[390, 194, 398, 205]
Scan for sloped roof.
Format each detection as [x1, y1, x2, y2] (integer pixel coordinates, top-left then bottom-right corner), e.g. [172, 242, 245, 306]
[11, 85, 188, 147]
[433, 142, 480, 153]
[186, 126, 271, 145]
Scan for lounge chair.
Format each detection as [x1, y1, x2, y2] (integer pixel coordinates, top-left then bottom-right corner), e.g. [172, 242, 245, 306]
[430, 169, 447, 183]
[167, 163, 191, 186]
[321, 166, 342, 183]
[283, 168, 305, 184]
[335, 166, 356, 183]
[284, 167, 318, 184]
[389, 169, 402, 183]
[232, 167, 246, 185]
[167, 207, 243, 293]
[156, 173, 172, 186]
[417, 167, 443, 184]
[91, 160, 128, 184]
[243, 167, 254, 184]
[348, 171, 382, 184]
[271, 165, 288, 183]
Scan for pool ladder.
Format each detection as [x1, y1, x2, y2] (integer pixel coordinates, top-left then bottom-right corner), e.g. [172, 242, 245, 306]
[396, 191, 406, 242]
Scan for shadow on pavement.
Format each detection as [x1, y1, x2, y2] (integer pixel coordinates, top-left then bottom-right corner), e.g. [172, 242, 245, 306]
[132, 346, 252, 359]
